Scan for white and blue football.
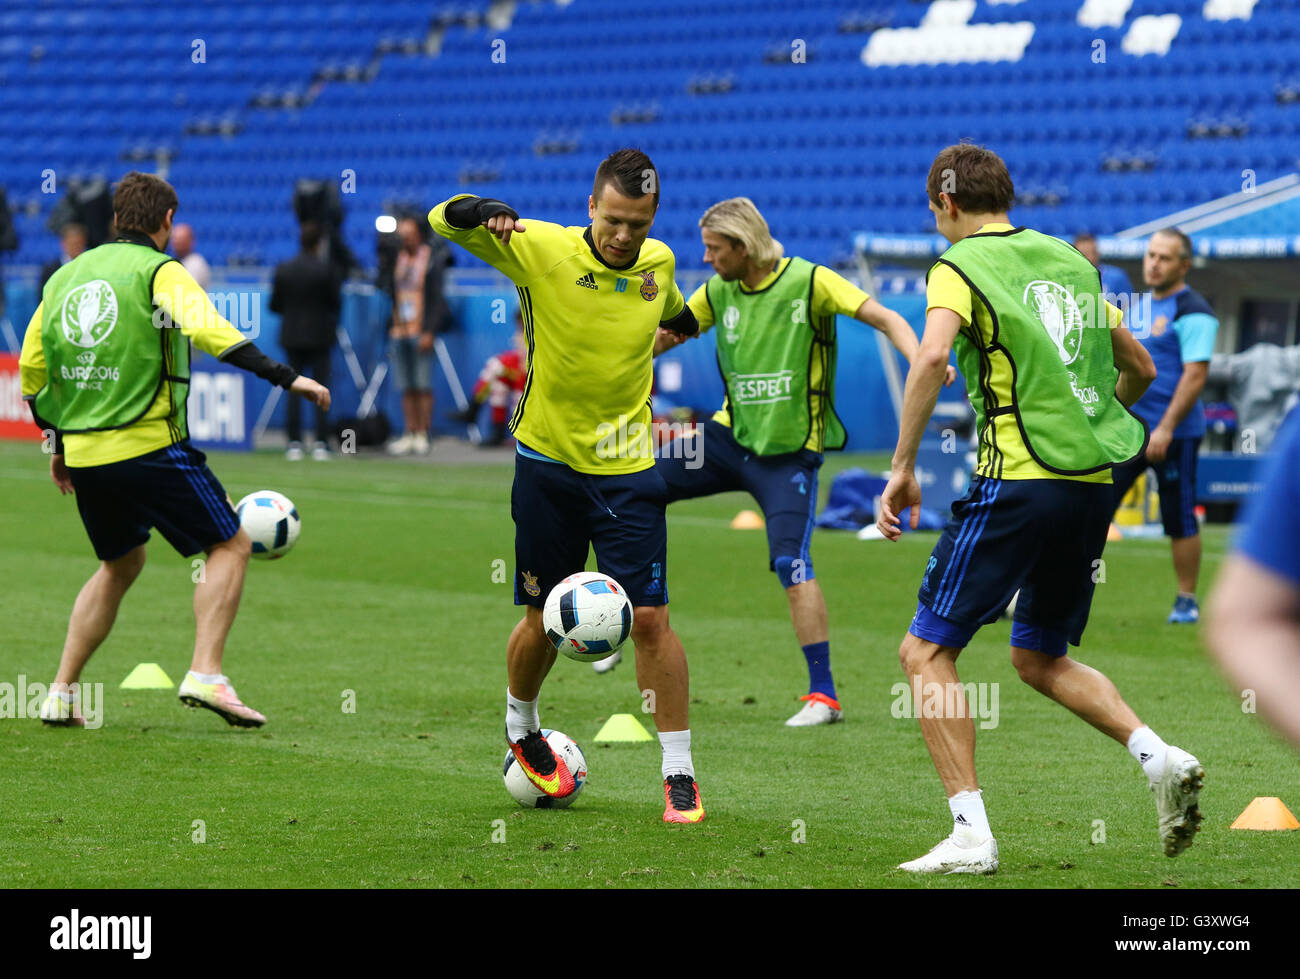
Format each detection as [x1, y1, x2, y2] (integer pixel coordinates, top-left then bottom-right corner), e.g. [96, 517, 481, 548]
[542, 571, 634, 662]
[503, 729, 588, 808]
[235, 490, 301, 560]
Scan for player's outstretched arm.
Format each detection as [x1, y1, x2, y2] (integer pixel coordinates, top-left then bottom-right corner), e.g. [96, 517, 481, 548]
[856, 298, 956, 386]
[152, 261, 318, 402]
[441, 195, 523, 237]
[429, 196, 543, 284]
[878, 307, 961, 540]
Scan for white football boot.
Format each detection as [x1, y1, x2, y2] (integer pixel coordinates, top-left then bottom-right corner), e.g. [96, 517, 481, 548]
[178, 672, 267, 728]
[785, 692, 842, 727]
[1150, 746, 1204, 857]
[591, 649, 622, 674]
[39, 687, 86, 727]
[898, 832, 999, 875]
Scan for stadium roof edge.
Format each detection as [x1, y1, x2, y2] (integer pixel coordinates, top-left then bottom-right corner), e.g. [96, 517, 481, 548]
[855, 172, 1300, 263]
[1117, 173, 1300, 239]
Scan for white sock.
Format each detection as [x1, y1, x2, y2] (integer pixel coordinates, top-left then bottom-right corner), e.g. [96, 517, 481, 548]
[1127, 726, 1169, 780]
[659, 729, 694, 780]
[949, 789, 992, 843]
[189, 670, 224, 685]
[506, 688, 540, 743]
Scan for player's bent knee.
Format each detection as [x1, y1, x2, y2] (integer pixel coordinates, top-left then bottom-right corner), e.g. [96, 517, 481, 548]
[522, 606, 547, 640]
[773, 556, 812, 589]
[899, 633, 930, 674]
[207, 528, 252, 558]
[900, 632, 958, 675]
[629, 605, 669, 644]
[105, 545, 146, 585]
[222, 529, 254, 561]
[1010, 646, 1055, 688]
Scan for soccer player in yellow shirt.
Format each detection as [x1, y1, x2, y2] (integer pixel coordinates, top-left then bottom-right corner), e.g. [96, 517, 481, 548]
[878, 145, 1202, 872]
[648, 197, 954, 727]
[429, 149, 706, 822]
[20, 172, 328, 728]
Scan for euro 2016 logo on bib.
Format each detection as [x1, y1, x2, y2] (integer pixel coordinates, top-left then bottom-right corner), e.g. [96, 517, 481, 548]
[61, 280, 119, 349]
[636, 269, 658, 302]
[1024, 280, 1084, 365]
[722, 305, 740, 344]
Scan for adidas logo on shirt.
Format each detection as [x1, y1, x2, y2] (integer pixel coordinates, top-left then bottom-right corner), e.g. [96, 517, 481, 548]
[575, 272, 598, 290]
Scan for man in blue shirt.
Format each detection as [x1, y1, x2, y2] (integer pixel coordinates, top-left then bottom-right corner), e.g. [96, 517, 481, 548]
[1207, 404, 1300, 749]
[1074, 231, 1134, 310]
[1110, 228, 1219, 623]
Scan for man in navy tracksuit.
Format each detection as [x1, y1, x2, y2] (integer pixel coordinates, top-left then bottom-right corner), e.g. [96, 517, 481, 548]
[1110, 228, 1219, 623]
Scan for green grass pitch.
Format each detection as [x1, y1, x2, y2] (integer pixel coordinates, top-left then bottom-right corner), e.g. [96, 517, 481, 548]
[1, 440, 1295, 889]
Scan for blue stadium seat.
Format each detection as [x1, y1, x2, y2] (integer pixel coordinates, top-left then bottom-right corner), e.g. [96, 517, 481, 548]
[1, 0, 1296, 266]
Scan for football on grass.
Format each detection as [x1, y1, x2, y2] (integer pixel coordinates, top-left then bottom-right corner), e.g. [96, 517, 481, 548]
[503, 729, 588, 808]
[235, 490, 301, 560]
[542, 571, 633, 662]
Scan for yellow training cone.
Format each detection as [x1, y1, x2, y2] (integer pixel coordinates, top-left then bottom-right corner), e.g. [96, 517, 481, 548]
[1230, 797, 1299, 831]
[120, 663, 174, 689]
[731, 509, 765, 530]
[593, 713, 654, 743]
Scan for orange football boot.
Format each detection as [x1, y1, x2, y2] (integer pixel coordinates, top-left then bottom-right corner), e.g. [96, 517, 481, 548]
[507, 729, 575, 798]
[663, 774, 706, 823]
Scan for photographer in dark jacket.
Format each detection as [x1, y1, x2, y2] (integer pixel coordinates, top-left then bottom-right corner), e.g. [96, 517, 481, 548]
[270, 221, 342, 460]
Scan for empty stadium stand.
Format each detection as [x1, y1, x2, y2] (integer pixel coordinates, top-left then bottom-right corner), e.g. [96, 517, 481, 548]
[1, 0, 1296, 272]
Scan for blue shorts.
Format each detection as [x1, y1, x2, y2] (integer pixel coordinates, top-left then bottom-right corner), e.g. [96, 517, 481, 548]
[656, 419, 822, 587]
[68, 440, 242, 561]
[1110, 436, 1201, 539]
[910, 475, 1114, 655]
[389, 335, 432, 393]
[511, 448, 669, 609]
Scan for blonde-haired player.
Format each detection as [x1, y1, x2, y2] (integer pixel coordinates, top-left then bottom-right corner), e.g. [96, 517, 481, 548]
[647, 196, 953, 726]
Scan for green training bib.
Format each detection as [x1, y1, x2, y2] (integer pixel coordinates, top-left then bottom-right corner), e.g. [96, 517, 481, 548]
[34, 242, 188, 437]
[706, 257, 846, 455]
[936, 229, 1146, 475]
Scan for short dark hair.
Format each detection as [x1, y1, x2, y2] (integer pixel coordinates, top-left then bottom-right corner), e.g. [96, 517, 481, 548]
[113, 171, 178, 235]
[1154, 227, 1193, 261]
[593, 148, 659, 208]
[300, 220, 323, 252]
[926, 144, 1015, 214]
